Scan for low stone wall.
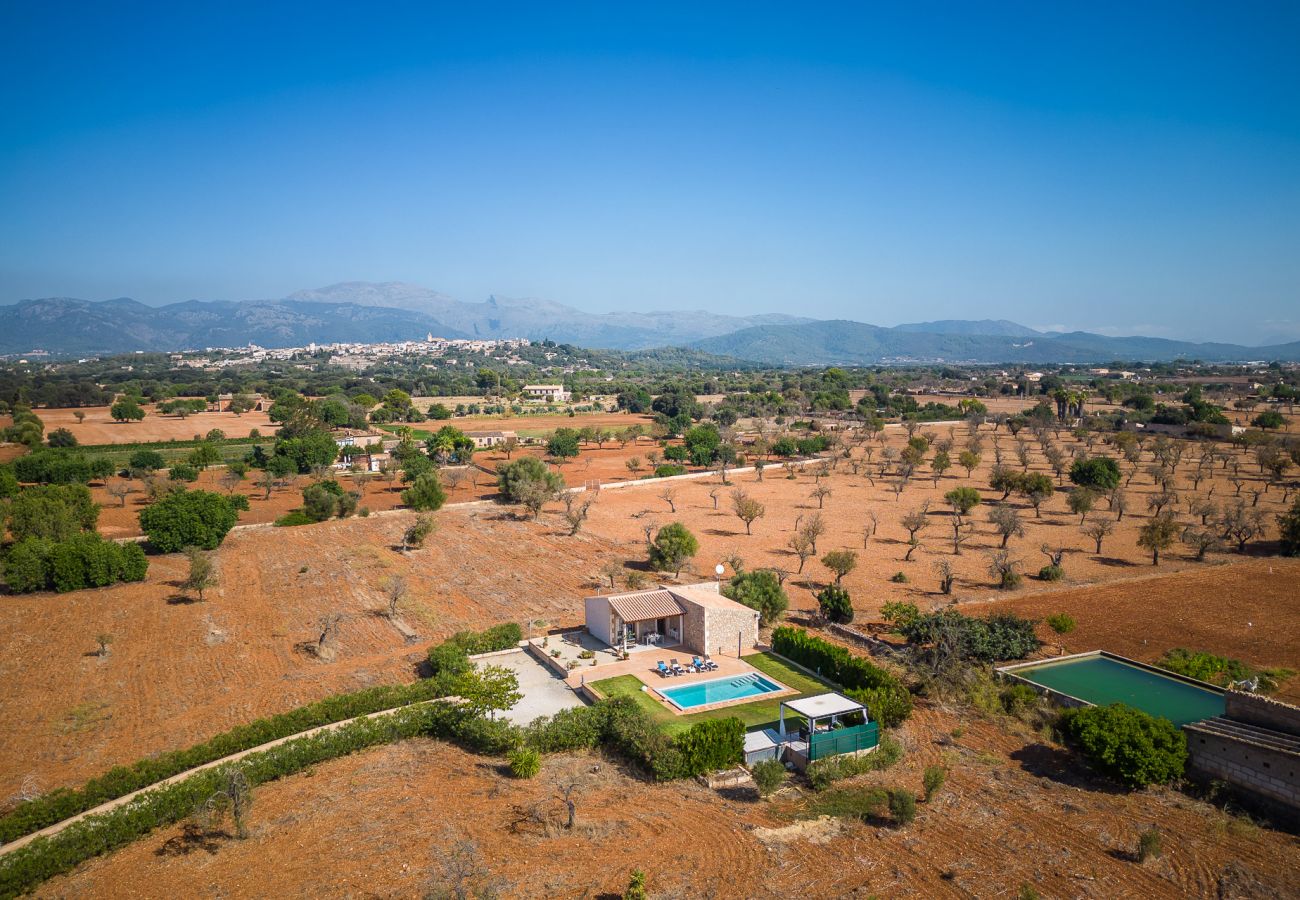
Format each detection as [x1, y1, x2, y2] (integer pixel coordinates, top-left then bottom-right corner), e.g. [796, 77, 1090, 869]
[1227, 691, 1300, 734]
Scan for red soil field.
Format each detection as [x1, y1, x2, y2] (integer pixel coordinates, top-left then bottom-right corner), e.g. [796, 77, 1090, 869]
[38, 710, 1300, 899]
[0, 508, 627, 799]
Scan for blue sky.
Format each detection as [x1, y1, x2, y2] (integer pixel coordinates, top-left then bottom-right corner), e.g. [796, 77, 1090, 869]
[2, 2, 1298, 344]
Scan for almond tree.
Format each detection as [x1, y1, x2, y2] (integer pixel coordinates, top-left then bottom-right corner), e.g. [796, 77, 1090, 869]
[1081, 517, 1114, 554]
[731, 488, 765, 535]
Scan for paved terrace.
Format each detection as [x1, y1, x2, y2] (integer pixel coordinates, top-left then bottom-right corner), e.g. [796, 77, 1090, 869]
[570, 650, 799, 717]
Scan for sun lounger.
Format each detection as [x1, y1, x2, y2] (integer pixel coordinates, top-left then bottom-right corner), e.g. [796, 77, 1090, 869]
[656, 660, 673, 677]
[669, 658, 686, 675]
[693, 656, 717, 671]
[702, 654, 719, 670]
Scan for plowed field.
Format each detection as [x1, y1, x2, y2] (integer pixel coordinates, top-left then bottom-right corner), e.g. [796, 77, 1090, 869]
[37, 710, 1300, 898]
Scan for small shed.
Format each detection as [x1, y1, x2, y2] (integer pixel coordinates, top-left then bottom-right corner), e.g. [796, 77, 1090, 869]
[743, 729, 780, 766]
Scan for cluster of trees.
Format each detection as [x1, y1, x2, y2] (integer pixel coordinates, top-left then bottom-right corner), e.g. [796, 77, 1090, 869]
[2, 482, 149, 593]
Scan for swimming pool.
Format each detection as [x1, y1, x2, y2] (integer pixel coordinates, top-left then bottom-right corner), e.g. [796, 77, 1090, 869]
[1001, 652, 1225, 727]
[660, 673, 785, 710]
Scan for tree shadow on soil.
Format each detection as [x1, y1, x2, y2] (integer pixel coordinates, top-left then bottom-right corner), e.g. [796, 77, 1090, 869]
[1094, 556, 1140, 568]
[156, 823, 232, 856]
[1008, 743, 1125, 795]
[165, 593, 200, 605]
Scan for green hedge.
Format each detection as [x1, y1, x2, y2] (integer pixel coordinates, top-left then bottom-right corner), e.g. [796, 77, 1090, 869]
[425, 623, 522, 675]
[771, 627, 913, 726]
[12, 451, 114, 485]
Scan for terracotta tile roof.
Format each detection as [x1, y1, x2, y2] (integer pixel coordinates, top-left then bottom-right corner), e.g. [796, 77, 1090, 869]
[607, 589, 685, 623]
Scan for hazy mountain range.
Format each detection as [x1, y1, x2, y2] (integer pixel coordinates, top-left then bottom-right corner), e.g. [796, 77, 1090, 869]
[3, 282, 1298, 364]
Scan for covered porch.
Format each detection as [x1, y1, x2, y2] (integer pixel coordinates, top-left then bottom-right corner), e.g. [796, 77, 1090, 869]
[777, 692, 880, 771]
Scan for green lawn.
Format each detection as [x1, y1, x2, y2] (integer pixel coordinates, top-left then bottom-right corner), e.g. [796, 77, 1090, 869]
[589, 651, 836, 735]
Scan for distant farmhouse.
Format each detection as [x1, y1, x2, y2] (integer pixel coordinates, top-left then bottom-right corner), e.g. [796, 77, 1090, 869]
[521, 384, 570, 403]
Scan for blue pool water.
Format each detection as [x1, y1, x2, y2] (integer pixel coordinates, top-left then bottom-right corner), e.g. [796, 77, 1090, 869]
[660, 673, 784, 710]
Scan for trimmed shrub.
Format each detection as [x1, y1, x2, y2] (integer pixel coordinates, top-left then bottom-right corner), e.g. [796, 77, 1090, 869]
[508, 747, 541, 778]
[667, 717, 744, 779]
[12, 450, 113, 485]
[750, 759, 787, 796]
[167, 464, 199, 483]
[523, 705, 603, 753]
[425, 623, 523, 675]
[0, 677, 458, 846]
[273, 511, 315, 527]
[771, 627, 912, 725]
[1058, 703, 1187, 788]
[816, 585, 854, 624]
[653, 464, 687, 478]
[888, 787, 917, 825]
[1038, 564, 1064, 582]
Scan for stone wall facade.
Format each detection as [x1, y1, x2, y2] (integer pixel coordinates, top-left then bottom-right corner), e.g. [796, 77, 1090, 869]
[1227, 691, 1300, 734]
[1185, 692, 1300, 823]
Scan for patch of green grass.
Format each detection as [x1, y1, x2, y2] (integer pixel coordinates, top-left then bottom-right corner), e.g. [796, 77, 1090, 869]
[589, 652, 838, 736]
[800, 785, 888, 820]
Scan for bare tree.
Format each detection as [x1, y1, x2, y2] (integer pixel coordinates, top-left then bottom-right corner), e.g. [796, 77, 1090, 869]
[1181, 525, 1219, 561]
[383, 576, 407, 619]
[933, 559, 955, 594]
[861, 511, 879, 549]
[1080, 517, 1114, 554]
[799, 511, 826, 554]
[314, 613, 343, 656]
[788, 532, 815, 574]
[810, 484, 832, 509]
[423, 833, 499, 900]
[899, 503, 931, 562]
[562, 494, 594, 536]
[95, 633, 113, 657]
[988, 503, 1026, 549]
[200, 765, 253, 840]
[707, 486, 721, 510]
[600, 561, 623, 589]
[105, 479, 134, 507]
[658, 485, 678, 513]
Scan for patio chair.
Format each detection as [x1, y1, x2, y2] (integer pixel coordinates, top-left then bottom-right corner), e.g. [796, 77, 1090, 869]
[656, 660, 672, 678]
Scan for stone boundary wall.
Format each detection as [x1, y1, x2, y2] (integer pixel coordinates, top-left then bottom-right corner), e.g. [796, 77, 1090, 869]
[1227, 691, 1300, 734]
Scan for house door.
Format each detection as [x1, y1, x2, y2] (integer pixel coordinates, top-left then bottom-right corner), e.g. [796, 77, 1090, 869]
[656, 618, 666, 636]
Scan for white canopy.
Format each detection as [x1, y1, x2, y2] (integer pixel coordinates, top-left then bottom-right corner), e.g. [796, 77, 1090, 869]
[781, 692, 866, 720]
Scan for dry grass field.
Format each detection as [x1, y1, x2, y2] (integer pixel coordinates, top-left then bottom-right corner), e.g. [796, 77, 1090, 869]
[0, 509, 621, 799]
[34, 404, 279, 444]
